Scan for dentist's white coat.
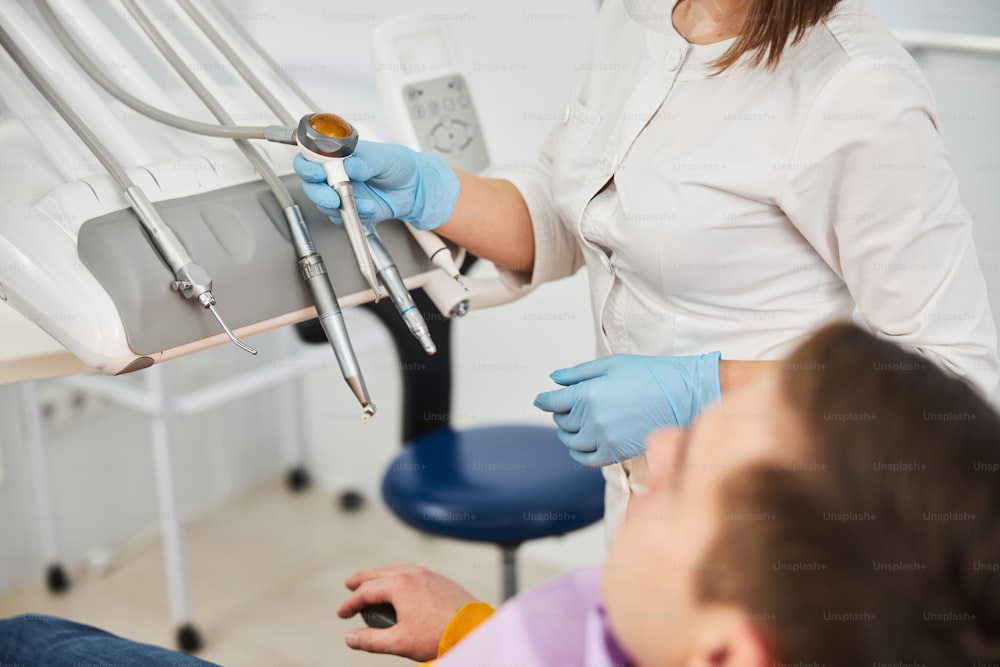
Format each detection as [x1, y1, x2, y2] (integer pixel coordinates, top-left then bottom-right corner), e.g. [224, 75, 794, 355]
[500, 0, 999, 529]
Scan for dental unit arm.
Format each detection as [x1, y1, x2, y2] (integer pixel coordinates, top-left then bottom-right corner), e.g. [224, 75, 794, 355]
[0, 18, 256, 358]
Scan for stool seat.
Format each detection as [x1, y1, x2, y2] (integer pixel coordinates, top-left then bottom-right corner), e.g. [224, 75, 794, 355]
[382, 425, 605, 544]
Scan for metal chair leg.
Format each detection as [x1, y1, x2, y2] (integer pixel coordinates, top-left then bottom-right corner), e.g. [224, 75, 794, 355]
[147, 365, 202, 652]
[279, 328, 311, 492]
[501, 543, 521, 601]
[19, 381, 70, 593]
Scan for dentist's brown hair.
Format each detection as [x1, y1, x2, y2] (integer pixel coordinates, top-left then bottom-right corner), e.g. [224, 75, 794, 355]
[713, 0, 843, 72]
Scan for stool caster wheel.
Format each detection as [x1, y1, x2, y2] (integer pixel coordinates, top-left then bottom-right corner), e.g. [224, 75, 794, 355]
[176, 623, 203, 653]
[285, 466, 311, 492]
[45, 564, 70, 594]
[338, 489, 365, 512]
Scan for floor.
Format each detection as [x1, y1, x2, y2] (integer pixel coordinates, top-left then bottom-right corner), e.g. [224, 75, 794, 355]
[0, 479, 570, 666]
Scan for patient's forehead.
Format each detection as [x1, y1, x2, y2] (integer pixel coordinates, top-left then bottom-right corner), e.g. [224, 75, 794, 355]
[702, 371, 806, 466]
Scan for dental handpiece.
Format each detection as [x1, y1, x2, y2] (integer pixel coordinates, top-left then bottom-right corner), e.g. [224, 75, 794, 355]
[296, 114, 383, 302]
[283, 205, 375, 418]
[279, 205, 375, 419]
[407, 227, 467, 291]
[365, 226, 437, 356]
[278, 123, 460, 292]
[297, 257, 375, 420]
[125, 186, 257, 355]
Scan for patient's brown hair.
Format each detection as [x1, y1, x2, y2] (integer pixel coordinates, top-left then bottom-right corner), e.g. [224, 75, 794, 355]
[713, 0, 843, 72]
[697, 324, 1000, 665]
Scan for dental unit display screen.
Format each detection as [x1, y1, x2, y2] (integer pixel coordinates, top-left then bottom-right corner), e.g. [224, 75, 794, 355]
[395, 31, 452, 70]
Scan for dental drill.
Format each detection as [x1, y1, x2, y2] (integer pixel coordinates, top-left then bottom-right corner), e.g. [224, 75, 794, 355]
[297, 114, 438, 355]
[0, 20, 256, 356]
[116, 0, 375, 418]
[293, 115, 383, 303]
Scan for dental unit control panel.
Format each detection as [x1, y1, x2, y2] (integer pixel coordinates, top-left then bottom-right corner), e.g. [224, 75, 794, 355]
[370, 13, 531, 318]
[372, 14, 490, 175]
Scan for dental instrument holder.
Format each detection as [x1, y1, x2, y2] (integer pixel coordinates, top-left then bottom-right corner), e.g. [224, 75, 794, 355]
[297, 114, 437, 355]
[77, 175, 450, 362]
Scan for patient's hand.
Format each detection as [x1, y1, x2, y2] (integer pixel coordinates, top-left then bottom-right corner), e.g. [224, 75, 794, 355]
[338, 563, 478, 661]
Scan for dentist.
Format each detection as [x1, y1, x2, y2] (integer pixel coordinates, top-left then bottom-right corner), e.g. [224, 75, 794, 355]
[295, 0, 998, 527]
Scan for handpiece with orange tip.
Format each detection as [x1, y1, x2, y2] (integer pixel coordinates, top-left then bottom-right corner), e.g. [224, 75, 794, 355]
[297, 113, 383, 302]
[297, 113, 437, 356]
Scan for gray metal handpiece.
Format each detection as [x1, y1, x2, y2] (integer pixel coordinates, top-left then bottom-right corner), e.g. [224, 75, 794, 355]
[282, 203, 375, 417]
[365, 228, 437, 356]
[127, 186, 258, 356]
[296, 114, 383, 301]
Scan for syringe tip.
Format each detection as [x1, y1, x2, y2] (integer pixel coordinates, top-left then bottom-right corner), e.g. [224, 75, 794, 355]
[454, 275, 469, 292]
[362, 404, 376, 422]
[207, 301, 258, 355]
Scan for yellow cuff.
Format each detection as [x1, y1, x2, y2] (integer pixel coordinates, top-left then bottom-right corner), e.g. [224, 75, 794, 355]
[418, 601, 495, 665]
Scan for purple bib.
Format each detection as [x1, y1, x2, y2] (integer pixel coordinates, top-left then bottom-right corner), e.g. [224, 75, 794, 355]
[436, 568, 632, 666]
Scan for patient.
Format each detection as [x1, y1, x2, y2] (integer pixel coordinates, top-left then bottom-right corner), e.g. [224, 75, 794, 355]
[2, 324, 998, 666]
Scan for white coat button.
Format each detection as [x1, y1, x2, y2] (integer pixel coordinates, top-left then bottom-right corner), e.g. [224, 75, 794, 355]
[563, 104, 571, 124]
[665, 50, 683, 71]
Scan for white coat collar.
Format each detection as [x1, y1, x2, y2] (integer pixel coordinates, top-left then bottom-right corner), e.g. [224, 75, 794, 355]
[622, 0, 747, 79]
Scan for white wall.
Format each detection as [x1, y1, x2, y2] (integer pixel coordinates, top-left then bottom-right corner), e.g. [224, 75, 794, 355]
[1, 0, 998, 594]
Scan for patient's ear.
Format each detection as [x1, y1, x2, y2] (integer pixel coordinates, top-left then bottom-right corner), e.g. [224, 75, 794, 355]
[687, 606, 770, 667]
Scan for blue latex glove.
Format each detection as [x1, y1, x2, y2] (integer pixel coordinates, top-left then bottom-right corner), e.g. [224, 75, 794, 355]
[533, 352, 722, 467]
[292, 140, 460, 230]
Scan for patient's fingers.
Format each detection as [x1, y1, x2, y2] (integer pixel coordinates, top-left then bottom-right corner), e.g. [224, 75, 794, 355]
[344, 563, 420, 591]
[345, 626, 405, 655]
[337, 578, 393, 618]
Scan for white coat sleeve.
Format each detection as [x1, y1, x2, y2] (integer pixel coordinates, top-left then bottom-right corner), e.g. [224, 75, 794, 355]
[780, 56, 999, 397]
[493, 124, 585, 289]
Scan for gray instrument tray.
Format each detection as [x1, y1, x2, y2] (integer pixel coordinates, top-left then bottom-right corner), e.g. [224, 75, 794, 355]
[78, 175, 441, 355]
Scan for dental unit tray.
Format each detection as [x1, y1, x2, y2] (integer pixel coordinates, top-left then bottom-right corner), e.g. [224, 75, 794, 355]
[0, 150, 452, 376]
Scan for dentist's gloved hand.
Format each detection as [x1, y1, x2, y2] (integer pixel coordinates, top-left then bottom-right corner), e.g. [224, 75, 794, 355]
[533, 352, 722, 467]
[293, 140, 460, 231]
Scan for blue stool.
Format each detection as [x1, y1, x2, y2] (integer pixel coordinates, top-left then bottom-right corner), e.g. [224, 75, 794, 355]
[382, 424, 605, 600]
[298, 287, 605, 599]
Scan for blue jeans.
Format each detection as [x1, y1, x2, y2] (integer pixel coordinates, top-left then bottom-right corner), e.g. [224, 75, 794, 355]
[0, 614, 220, 667]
